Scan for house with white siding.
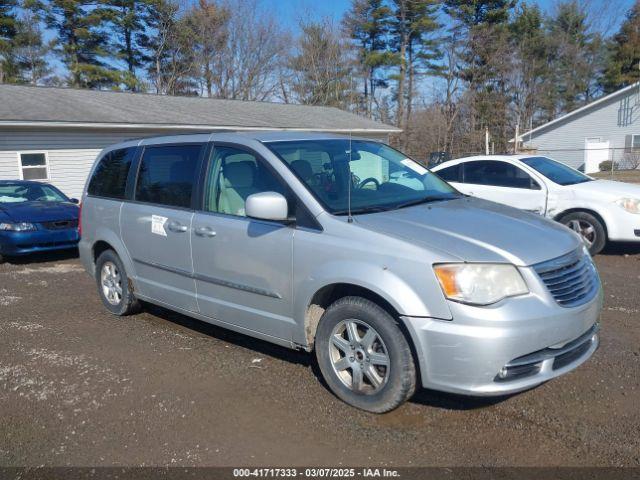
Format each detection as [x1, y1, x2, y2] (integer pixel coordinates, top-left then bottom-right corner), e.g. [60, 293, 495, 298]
[518, 82, 640, 173]
[0, 84, 399, 199]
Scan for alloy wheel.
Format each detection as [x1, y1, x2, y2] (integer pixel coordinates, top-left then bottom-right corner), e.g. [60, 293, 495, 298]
[100, 261, 123, 306]
[329, 319, 390, 394]
[568, 219, 596, 247]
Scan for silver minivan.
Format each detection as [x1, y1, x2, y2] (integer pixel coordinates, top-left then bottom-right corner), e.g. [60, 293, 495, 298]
[79, 132, 602, 412]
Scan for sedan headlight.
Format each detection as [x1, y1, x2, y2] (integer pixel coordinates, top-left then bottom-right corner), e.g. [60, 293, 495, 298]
[614, 197, 640, 214]
[0, 222, 37, 232]
[433, 263, 529, 305]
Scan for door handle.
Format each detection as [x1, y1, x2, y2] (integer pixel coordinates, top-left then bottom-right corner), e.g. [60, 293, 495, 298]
[194, 226, 216, 237]
[167, 221, 188, 233]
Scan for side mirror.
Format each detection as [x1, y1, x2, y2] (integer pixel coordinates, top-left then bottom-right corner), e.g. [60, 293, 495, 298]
[245, 192, 290, 222]
[70, 198, 80, 204]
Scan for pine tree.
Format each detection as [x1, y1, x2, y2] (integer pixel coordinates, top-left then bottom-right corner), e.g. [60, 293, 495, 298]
[443, 0, 516, 151]
[45, 0, 120, 88]
[0, 0, 20, 83]
[142, 0, 197, 95]
[183, 0, 228, 97]
[547, 1, 603, 114]
[342, 0, 393, 117]
[289, 20, 355, 108]
[602, 1, 640, 93]
[103, 0, 152, 90]
[509, 3, 551, 134]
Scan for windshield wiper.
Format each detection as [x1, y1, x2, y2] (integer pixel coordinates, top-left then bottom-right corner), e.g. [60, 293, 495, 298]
[394, 196, 457, 210]
[333, 206, 390, 215]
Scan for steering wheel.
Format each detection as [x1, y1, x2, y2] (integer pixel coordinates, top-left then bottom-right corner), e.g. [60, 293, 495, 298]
[357, 177, 380, 190]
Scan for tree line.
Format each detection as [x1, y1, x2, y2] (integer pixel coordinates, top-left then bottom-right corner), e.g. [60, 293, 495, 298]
[0, 0, 639, 158]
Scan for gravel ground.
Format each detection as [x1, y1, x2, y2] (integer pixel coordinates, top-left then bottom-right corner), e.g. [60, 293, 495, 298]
[0, 246, 639, 467]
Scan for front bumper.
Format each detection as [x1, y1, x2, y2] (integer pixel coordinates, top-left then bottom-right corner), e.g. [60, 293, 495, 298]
[403, 267, 603, 396]
[0, 229, 79, 256]
[602, 207, 640, 242]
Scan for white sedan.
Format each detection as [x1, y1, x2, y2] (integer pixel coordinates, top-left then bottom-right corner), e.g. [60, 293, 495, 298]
[432, 155, 640, 254]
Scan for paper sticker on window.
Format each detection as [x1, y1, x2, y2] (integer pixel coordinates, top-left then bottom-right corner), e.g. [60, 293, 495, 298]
[151, 215, 168, 236]
[401, 159, 428, 175]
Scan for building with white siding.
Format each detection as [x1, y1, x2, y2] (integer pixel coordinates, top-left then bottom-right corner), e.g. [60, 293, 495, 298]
[518, 82, 640, 174]
[0, 85, 399, 199]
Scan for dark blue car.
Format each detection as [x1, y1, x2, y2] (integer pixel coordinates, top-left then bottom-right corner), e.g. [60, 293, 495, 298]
[0, 180, 80, 262]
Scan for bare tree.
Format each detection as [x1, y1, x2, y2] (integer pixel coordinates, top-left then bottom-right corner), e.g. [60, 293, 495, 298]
[210, 0, 289, 101]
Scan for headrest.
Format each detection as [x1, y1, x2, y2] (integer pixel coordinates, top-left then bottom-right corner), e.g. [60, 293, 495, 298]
[290, 160, 313, 181]
[224, 161, 255, 188]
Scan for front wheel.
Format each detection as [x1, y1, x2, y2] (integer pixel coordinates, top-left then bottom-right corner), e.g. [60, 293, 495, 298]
[559, 211, 606, 255]
[315, 296, 416, 413]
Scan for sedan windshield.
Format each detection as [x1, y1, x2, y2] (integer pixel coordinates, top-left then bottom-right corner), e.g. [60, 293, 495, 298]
[266, 139, 460, 215]
[520, 156, 592, 186]
[0, 183, 68, 204]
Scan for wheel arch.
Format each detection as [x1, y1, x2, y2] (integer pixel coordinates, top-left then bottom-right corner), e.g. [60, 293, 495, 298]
[301, 282, 424, 383]
[88, 229, 138, 289]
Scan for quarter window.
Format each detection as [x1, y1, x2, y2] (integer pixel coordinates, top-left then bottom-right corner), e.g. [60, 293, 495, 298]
[19, 152, 48, 180]
[135, 144, 202, 208]
[463, 161, 540, 190]
[88, 147, 136, 199]
[204, 146, 287, 217]
[436, 164, 461, 182]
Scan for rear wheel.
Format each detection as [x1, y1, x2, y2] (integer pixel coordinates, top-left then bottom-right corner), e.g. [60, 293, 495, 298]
[95, 250, 140, 315]
[559, 211, 606, 255]
[315, 296, 416, 413]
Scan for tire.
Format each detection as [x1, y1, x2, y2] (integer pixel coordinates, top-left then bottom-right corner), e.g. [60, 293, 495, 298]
[315, 296, 416, 413]
[559, 211, 606, 255]
[95, 249, 140, 316]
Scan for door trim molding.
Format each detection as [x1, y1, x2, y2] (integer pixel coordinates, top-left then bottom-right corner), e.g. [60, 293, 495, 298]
[133, 258, 282, 299]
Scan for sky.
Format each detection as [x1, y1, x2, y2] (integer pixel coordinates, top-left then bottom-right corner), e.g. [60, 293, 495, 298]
[259, 0, 636, 35]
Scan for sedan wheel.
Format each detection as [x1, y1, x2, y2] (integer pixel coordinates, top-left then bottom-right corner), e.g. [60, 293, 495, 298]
[567, 219, 596, 247]
[560, 211, 606, 255]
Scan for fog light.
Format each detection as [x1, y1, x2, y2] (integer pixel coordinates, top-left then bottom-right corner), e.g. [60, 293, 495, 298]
[498, 366, 508, 379]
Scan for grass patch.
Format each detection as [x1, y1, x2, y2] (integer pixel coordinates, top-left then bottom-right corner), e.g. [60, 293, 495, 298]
[591, 170, 640, 184]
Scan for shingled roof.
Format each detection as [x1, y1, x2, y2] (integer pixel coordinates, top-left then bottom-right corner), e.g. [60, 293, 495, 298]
[0, 84, 399, 133]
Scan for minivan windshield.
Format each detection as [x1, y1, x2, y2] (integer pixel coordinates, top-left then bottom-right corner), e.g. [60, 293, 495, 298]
[520, 156, 592, 186]
[266, 140, 460, 215]
[0, 183, 68, 204]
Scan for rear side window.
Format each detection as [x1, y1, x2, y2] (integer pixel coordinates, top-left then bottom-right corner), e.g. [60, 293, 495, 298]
[88, 147, 136, 199]
[436, 164, 461, 182]
[135, 144, 202, 208]
[463, 160, 539, 189]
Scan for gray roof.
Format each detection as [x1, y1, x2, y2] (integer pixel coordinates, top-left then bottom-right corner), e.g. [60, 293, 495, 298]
[0, 84, 399, 133]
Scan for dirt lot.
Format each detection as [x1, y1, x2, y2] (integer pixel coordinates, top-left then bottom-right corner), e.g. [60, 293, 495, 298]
[0, 246, 639, 468]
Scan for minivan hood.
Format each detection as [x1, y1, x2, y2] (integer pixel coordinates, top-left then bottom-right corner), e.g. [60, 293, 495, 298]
[354, 197, 581, 266]
[0, 201, 79, 223]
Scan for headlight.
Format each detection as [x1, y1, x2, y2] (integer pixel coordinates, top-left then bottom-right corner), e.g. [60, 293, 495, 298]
[0, 222, 36, 232]
[433, 263, 529, 305]
[615, 197, 640, 214]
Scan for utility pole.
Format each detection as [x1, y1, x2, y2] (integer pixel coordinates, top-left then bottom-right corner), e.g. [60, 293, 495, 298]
[514, 123, 520, 154]
[485, 127, 489, 155]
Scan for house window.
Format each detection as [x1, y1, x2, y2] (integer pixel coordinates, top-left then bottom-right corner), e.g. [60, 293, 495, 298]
[633, 135, 640, 151]
[18, 152, 49, 180]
